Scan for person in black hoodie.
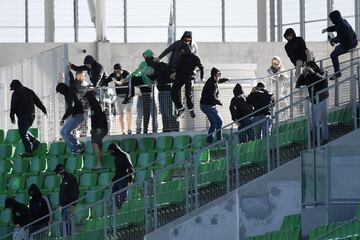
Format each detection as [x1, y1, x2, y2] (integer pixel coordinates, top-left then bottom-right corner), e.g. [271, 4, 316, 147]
[172, 44, 204, 118]
[200, 68, 228, 143]
[283, 28, 312, 78]
[296, 61, 329, 144]
[28, 184, 52, 234]
[54, 163, 79, 236]
[247, 82, 274, 139]
[56, 83, 85, 154]
[5, 197, 31, 238]
[108, 143, 134, 208]
[10, 80, 47, 157]
[229, 84, 254, 143]
[322, 10, 358, 79]
[83, 89, 108, 169]
[70, 55, 107, 87]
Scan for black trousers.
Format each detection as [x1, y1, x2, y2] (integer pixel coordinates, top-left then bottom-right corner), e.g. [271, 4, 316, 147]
[171, 76, 194, 110]
[17, 113, 38, 153]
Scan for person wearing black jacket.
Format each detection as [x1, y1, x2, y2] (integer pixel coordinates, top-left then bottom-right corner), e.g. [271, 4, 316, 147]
[56, 83, 84, 154]
[28, 184, 52, 234]
[84, 89, 109, 169]
[200, 67, 228, 143]
[229, 84, 254, 143]
[10, 80, 47, 157]
[172, 44, 204, 118]
[247, 82, 274, 139]
[108, 143, 134, 208]
[322, 10, 358, 79]
[70, 55, 107, 87]
[101, 64, 132, 135]
[283, 28, 312, 78]
[54, 163, 79, 236]
[296, 61, 329, 144]
[5, 197, 31, 238]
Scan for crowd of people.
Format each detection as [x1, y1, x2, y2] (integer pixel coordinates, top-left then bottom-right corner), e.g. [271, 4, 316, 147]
[5, 10, 358, 238]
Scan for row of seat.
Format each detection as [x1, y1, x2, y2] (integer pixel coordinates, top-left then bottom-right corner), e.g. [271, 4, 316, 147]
[0, 128, 38, 145]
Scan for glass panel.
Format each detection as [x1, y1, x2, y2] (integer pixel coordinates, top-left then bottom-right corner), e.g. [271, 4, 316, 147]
[176, 27, 222, 42]
[282, 0, 299, 24]
[302, 150, 315, 205]
[55, 0, 74, 42]
[28, 28, 44, 42]
[127, 27, 167, 42]
[0, 28, 25, 42]
[225, 27, 257, 42]
[79, 0, 95, 42]
[333, 0, 355, 17]
[28, 0, 44, 42]
[305, 21, 327, 41]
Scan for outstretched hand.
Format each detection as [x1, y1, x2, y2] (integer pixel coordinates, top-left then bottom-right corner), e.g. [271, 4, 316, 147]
[321, 28, 327, 34]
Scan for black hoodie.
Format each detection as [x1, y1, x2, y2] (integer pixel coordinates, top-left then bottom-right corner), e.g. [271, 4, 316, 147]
[326, 10, 358, 51]
[176, 44, 204, 80]
[108, 143, 134, 182]
[229, 84, 254, 122]
[28, 184, 51, 226]
[83, 90, 108, 130]
[158, 31, 195, 70]
[247, 85, 274, 116]
[200, 67, 225, 106]
[284, 28, 309, 66]
[71, 55, 107, 87]
[5, 198, 31, 227]
[56, 83, 84, 120]
[10, 80, 47, 121]
[59, 171, 79, 207]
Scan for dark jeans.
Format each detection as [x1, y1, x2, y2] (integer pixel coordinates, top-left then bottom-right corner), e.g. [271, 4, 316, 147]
[159, 91, 178, 132]
[17, 113, 38, 153]
[112, 178, 128, 209]
[171, 77, 194, 110]
[330, 44, 348, 73]
[136, 92, 158, 134]
[29, 222, 47, 238]
[238, 117, 254, 143]
[200, 104, 223, 143]
[61, 205, 75, 236]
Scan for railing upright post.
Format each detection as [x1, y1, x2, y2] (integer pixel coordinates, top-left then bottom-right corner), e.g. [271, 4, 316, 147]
[275, 113, 280, 167]
[153, 173, 158, 229]
[225, 140, 230, 193]
[290, 70, 294, 119]
[112, 194, 117, 239]
[194, 151, 199, 209]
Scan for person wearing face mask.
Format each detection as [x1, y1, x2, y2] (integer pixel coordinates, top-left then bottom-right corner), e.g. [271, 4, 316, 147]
[101, 64, 132, 135]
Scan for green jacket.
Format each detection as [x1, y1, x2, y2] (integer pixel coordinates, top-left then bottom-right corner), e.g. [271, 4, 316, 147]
[126, 49, 155, 86]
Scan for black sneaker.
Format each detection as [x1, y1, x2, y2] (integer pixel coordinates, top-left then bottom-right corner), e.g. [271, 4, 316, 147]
[177, 108, 185, 118]
[127, 130, 132, 135]
[32, 141, 40, 151]
[329, 72, 341, 80]
[189, 110, 196, 118]
[20, 152, 33, 158]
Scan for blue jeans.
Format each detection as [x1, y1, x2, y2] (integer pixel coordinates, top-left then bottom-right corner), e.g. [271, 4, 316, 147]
[200, 104, 223, 143]
[252, 115, 271, 139]
[61, 205, 75, 236]
[60, 114, 84, 152]
[330, 44, 348, 73]
[238, 117, 254, 143]
[17, 113, 38, 153]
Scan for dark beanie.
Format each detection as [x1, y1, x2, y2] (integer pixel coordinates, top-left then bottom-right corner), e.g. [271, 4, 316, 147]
[233, 83, 243, 96]
[114, 63, 122, 70]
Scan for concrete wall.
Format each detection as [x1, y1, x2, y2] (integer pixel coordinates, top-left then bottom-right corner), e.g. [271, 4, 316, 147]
[0, 42, 335, 79]
[145, 159, 302, 240]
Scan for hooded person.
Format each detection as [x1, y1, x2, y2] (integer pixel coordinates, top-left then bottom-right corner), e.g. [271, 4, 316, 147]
[123, 49, 158, 134]
[107, 143, 134, 208]
[156, 31, 198, 71]
[56, 83, 85, 154]
[322, 10, 358, 79]
[229, 84, 255, 143]
[172, 44, 204, 118]
[5, 197, 31, 239]
[28, 184, 52, 234]
[283, 28, 312, 78]
[70, 55, 107, 87]
[200, 67, 228, 143]
[10, 79, 47, 157]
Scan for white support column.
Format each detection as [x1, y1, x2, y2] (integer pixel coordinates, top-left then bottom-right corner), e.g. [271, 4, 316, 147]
[277, 0, 283, 42]
[95, 0, 107, 42]
[269, 0, 276, 42]
[44, 0, 55, 42]
[327, 0, 333, 27]
[257, 0, 267, 42]
[299, 0, 305, 38]
[355, 0, 360, 39]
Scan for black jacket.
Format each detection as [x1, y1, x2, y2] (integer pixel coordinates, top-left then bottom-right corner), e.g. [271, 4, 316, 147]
[71, 56, 107, 87]
[57, 83, 84, 120]
[200, 77, 222, 106]
[101, 70, 130, 95]
[109, 144, 134, 182]
[28, 184, 51, 226]
[153, 61, 174, 91]
[247, 89, 274, 116]
[284, 28, 309, 66]
[229, 87, 254, 122]
[59, 172, 79, 207]
[5, 198, 31, 227]
[326, 10, 358, 51]
[176, 52, 204, 80]
[69, 71, 89, 99]
[84, 90, 108, 130]
[10, 81, 47, 120]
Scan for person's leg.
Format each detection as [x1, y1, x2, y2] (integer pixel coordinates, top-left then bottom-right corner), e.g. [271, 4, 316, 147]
[112, 179, 128, 209]
[330, 44, 348, 75]
[295, 60, 303, 79]
[125, 99, 133, 134]
[150, 94, 158, 133]
[200, 105, 215, 143]
[60, 114, 85, 152]
[185, 78, 194, 111]
[136, 95, 143, 134]
[17, 114, 33, 153]
[61, 206, 70, 236]
[116, 98, 125, 134]
[251, 115, 263, 139]
[171, 79, 185, 110]
[210, 107, 223, 141]
[142, 92, 151, 134]
[261, 116, 271, 138]
[92, 128, 107, 168]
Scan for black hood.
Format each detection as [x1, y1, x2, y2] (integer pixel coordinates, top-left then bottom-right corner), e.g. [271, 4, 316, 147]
[233, 83, 243, 96]
[5, 197, 18, 208]
[56, 83, 69, 95]
[10, 79, 23, 91]
[28, 184, 42, 198]
[211, 67, 221, 77]
[256, 81, 266, 89]
[180, 43, 192, 55]
[181, 31, 192, 40]
[84, 55, 95, 65]
[284, 28, 296, 39]
[83, 89, 98, 105]
[329, 10, 342, 25]
[108, 143, 124, 156]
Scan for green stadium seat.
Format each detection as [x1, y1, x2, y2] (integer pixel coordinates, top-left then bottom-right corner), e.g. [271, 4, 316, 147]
[15, 193, 30, 205]
[45, 157, 65, 174]
[137, 137, 156, 152]
[192, 134, 208, 149]
[355, 204, 360, 217]
[119, 138, 137, 152]
[47, 141, 66, 157]
[33, 143, 48, 157]
[127, 185, 141, 200]
[0, 130, 4, 143]
[29, 128, 39, 139]
[0, 144, 14, 159]
[0, 160, 12, 175]
[4, 129, 21, 145]
[82, 154, 97, 172]
[49, 191, 59, 209]
[154, 170, 170, 183]
[0, 194, 9, 209]
[97, 172, 114, 187]
[79, 173, 98, 190]
[133, 171, 151, 184]
[65, 155, 83, 173]
[102, 154, 115, 170]
[101, 139, 119, 152]
[7, 176, 25, 192]
[84, 140, 95, 154]
[43, 175, 61, 192]
[281, 213, 301, 231]
[11, 157, 30, 175]
[84, 190, 103, 204]
[90, 205, 104, 219]
[155, 136, 173, 152]
[13, 143, 25, 157]
[128, 152, 138, 168]
[173, 135, 191, 150]
[173, 150, 191, 164]
[25, 156, 46, 176]
[0, 209, 11, 225]
[150, 152, 173, 170]
[25, 175, 44, 190]
[73, 204, 90, 224]
[135, 152, 155, 170]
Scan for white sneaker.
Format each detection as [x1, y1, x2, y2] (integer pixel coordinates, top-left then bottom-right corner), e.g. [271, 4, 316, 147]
[93, 164, 103, 170]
